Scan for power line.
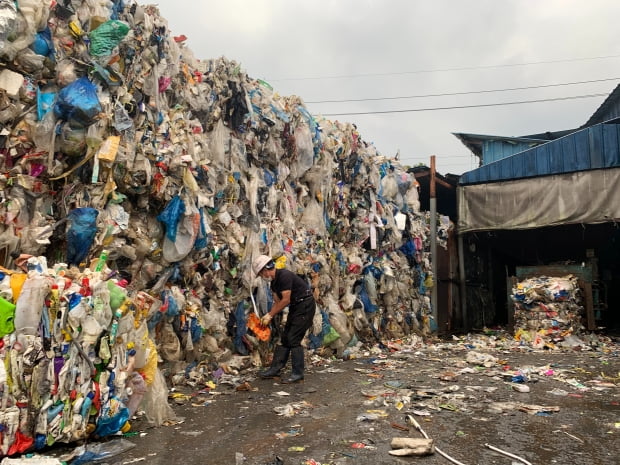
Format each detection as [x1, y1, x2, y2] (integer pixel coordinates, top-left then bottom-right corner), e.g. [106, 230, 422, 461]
[401, 156, 476, 162]
[306, 77, 620, 104]
[318, 93, 609, 117]
[270, 54, 620, 81]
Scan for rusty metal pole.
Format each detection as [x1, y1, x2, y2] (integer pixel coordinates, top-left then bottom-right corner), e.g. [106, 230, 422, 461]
[430, 156, 438, 331]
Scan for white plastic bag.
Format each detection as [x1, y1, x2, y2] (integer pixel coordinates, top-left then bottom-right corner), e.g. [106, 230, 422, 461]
[13, 274, 51, 335]
[141, 368, 177, 426]
[294, 122, 314, 175]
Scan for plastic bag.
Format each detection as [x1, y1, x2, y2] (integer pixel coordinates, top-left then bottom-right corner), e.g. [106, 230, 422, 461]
[107, 280, 127, 311]
[381, 172, 399, 200]
[294, 122, 314, 175]
[54, 77, 102, 126]
[299, 199, 326, 235]
[157, 195, 185, 242]
[57, 123, 87, 157]
[323, 325, 340, 346]
[36, 87, 56, 121]
[0, 296, 16, 337]
[32, 110, 56, 151]
[159, 322, 182, 361]
[32, 26, 54, 57]
[66, 207, 99, 266]
[0, 2, 18, 57]
[125, 372, 147, 416]
[71, 438, 136, 465]
[208, 119, 228, 168]
[113, 102, 133, 131]
[247, 312, 270, 341]
[88, 20, 130, 57]
[162, 211, 199, 263]
[141, 368, 177, 426]
[94, 398, 130, 437]
[13, 274, 51, 336]
[0, 225, 20, 262]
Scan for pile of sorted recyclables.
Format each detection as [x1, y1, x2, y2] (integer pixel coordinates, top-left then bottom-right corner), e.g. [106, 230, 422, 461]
[0, 0, 435, 454]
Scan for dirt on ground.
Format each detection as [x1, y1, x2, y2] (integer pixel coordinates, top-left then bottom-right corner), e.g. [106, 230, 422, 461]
[69, 332, 619, 465]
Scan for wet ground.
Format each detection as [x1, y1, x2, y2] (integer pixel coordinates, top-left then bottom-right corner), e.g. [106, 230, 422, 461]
[82, 336, 619, 465]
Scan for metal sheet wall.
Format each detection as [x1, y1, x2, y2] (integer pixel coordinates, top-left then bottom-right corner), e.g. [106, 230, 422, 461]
[460, 122, 620, 185]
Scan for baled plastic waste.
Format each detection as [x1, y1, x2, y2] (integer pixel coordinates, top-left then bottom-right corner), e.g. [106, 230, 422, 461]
[0, 0, 437, 455]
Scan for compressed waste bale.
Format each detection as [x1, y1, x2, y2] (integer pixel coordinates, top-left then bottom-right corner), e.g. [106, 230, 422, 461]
[511, 274, 585, 347]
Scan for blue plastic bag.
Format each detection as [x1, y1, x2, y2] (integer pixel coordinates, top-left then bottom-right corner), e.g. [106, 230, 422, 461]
[358, 282, 378, 313]
[32, 27, 55, 58]
[37, 87, 56, 120]
[157, 195, 185, 242]
[194, 208, 208, 250]
[54, 77, 102, 126]
[66, 207, 99, 266]
[94, 403, 130, 437]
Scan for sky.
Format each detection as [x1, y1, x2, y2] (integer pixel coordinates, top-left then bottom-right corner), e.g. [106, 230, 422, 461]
[147, 0, 620, 175]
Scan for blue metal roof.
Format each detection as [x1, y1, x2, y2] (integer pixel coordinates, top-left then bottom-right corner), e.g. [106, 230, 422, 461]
[459, 121, 620, 185]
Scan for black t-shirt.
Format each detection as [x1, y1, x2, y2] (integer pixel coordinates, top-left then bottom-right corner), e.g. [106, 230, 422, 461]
[271, 269, 310, 301]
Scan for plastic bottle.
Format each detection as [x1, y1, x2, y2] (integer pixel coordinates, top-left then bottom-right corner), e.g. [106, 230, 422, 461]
[80, 277, 91, 297]
[94, 249, 109, 272]
[109, 320, 119, 341]
[49, 284, 59, 326]
[80, 392, 94, 418]
[47, 403, 64, 422]
[108, 302, 124, 342]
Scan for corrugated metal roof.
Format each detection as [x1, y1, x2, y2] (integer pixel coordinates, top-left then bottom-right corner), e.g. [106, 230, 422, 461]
[452, 132, 547, 158]
[459, 121, 620, 185]
[453, 129, 577, 159]
[582, 83, 620, 128]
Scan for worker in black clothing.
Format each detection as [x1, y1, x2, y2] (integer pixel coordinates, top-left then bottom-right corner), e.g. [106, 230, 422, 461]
[252, 255, 315, 383]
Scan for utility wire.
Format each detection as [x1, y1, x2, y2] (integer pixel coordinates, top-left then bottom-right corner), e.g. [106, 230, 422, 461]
[271, 54, 620, 81]
[318, 93, 609, 117]
[306, 77, 620, 104]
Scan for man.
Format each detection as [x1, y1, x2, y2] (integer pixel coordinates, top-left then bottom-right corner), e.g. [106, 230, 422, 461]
[252, 254, 315, 383]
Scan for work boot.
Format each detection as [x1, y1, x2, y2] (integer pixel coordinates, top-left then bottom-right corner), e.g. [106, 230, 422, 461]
[281, 347, 304, 384]
[258, 345, 290, 379]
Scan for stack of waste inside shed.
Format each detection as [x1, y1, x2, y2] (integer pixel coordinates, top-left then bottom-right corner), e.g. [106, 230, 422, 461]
[0, 0, 434, 453]
[511, 275, 585, 348]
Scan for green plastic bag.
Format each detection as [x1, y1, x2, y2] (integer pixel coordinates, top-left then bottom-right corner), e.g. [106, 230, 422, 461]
[322, 325, 340, 346]
[107, 280, 127, 311]
[89, 20, 130, 57]
[0, 296, 16, 337]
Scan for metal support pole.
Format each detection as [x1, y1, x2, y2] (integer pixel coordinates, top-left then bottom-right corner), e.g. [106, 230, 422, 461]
[430, 156, 438, 330]
[458, 233, 467, 330]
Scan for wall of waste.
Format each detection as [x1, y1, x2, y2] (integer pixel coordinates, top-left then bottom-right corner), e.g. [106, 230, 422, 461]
[0, 0, 435, 453]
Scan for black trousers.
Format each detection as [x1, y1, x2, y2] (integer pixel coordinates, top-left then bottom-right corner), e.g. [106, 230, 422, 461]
[280, 297, 316, 349]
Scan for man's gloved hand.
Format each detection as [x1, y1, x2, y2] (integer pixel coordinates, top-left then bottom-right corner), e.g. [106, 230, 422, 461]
[260, 314, 272, 326]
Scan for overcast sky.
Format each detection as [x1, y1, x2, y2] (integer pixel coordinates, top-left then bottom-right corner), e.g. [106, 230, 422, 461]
[148, 0, 620, 175]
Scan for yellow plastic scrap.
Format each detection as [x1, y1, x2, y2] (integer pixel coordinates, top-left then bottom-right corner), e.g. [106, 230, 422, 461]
[138, 338, 158, 385]
[275, 255, 287, 269]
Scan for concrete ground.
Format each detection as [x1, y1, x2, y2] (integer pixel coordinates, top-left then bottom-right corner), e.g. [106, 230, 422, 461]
[62, 333, 620, 465]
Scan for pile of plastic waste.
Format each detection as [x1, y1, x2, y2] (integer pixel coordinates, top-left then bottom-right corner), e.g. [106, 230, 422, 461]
[0, 0, 434, 454]
[511, 275, 585, 348]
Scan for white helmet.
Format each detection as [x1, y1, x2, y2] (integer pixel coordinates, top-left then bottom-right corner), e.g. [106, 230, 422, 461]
[252, 255, 274, 276]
